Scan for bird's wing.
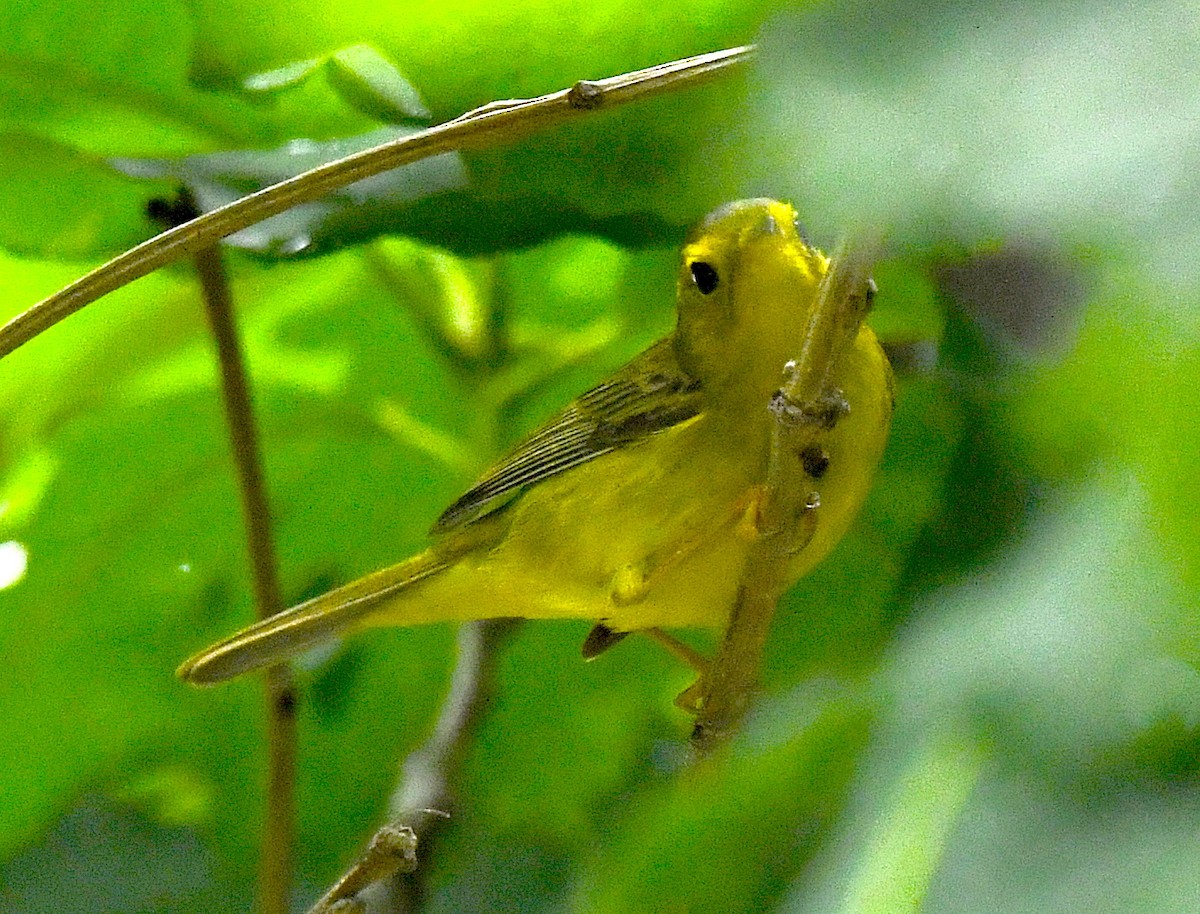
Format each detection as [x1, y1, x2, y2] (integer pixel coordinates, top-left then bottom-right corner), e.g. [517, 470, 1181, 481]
[431, 338, 704, 533]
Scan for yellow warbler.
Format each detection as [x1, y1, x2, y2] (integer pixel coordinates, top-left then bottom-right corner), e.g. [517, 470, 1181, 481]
[179, 199, 893, 685]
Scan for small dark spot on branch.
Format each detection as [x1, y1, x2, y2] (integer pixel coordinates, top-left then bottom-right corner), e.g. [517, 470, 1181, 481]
[800, 446, 830, 479]
[275, 687, 297, 717]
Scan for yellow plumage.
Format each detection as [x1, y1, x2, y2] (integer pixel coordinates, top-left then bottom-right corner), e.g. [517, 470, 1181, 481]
[179, 200, 893, 685]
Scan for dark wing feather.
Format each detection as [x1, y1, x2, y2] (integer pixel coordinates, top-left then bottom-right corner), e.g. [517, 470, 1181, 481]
[431, 338, 703, 534]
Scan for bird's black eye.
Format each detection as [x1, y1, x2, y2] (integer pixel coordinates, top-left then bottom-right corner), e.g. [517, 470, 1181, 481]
[690, 261, 719, 295]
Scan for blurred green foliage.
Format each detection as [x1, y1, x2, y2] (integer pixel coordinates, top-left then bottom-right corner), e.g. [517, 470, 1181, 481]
[1, 1, 1199, 912]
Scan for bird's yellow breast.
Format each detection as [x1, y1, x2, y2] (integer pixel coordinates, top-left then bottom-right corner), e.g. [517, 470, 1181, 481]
[376, 322, 891, 633]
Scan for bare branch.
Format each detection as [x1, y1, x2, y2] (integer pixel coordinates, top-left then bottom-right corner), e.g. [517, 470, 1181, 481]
[690, 237, 881, 754]
[307, 619, 519, 914]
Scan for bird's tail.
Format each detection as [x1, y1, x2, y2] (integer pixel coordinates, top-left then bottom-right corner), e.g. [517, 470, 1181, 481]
[177, 548, 452, 685]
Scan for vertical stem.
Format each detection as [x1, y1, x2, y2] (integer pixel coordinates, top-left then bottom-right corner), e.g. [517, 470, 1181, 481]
[689, 494, 819, 753]
[153, 194, 297, 914]
[689, 239, 878, 755]
[688, 578, 785, 754]
[194, 243, 297, 914]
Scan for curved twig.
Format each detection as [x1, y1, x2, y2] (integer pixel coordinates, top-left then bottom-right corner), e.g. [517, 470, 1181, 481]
[0, 45, 755, 361]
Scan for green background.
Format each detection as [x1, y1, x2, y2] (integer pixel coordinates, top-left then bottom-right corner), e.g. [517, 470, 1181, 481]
[1, 0, 1198, 912]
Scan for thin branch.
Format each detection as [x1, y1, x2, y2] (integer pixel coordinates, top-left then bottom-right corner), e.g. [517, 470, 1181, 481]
[152, 194, 298, 913]
[0, 45, 755, 362]
[690, 237, 880, 755]
[306, 824, 418, 914]
[307, 619, 519, 914]
[260, 666, 299, 914]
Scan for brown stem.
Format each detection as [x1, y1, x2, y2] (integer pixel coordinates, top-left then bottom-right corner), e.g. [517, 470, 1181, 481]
[153, 193, 297, 914]
[196, 242, 297, 914]
[0, 45, 755, 362]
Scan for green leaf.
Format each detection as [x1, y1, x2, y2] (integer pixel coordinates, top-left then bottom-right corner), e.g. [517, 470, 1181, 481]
[0, 134, 174, 259]
[833, 740, 985, 914]
[751, 0, 1200, 281]
[570, 687, 873, 914]
[326, 45, 432, 122]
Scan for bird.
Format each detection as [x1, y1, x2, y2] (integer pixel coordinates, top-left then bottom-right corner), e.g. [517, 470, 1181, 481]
[178, 199, 894, 686]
